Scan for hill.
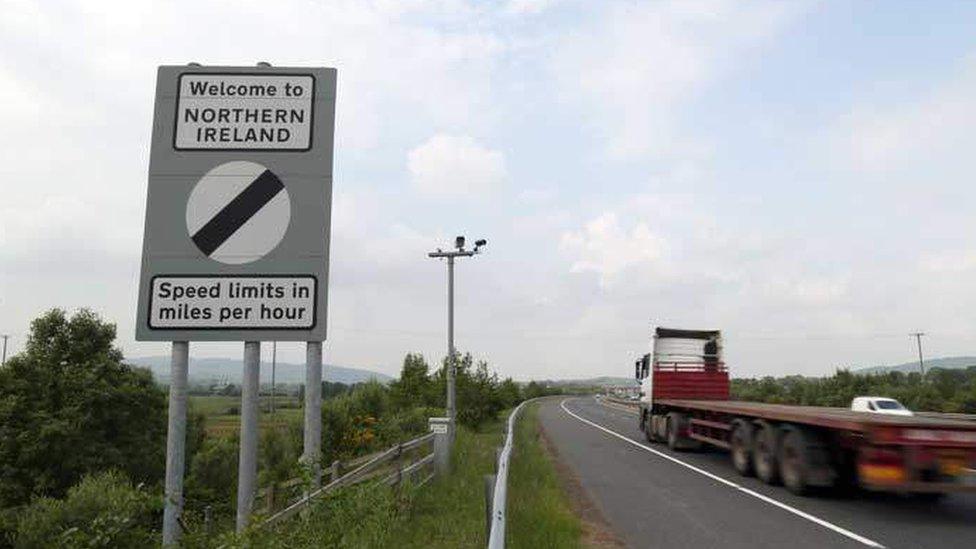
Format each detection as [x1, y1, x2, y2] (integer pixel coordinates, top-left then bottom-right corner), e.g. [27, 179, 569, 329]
[856, 356, 976, 375]
[127, 355, 392, 385]
[542, 376, 635, 387]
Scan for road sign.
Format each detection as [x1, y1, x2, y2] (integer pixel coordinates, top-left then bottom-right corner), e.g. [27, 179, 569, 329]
[136, 65, 336, 341]
[186, 161, 291, 265]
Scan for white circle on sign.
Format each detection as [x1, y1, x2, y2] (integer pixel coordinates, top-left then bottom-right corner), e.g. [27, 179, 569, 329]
[186, 160, 291, 265]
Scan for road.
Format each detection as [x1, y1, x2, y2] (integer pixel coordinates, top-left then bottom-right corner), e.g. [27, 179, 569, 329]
[538, 397, 976, 549]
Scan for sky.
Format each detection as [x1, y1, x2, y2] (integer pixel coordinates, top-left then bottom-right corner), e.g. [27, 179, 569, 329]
[3, 0, 976, 380]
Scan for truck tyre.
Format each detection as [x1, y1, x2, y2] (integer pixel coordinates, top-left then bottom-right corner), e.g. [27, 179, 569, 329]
[641, 411, 654, 443]
[666, 412, 690, 451]
[779, 427, 810, 495]
[730, 421, 754, 477]
[753, 421, 780, 485]
[666, 415, 679, 450]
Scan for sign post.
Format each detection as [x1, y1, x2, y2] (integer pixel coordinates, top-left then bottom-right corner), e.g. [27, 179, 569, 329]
[137, 63, 336, 540]
[162, 341, 189, 546]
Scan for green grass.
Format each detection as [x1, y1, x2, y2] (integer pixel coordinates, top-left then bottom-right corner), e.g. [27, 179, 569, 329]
[508, 401, 583, 548]
[382, 415, 507, 548]
[220, 401, 582, 548]
[190, 395, 303, 437]
[230, 414, 509, 548]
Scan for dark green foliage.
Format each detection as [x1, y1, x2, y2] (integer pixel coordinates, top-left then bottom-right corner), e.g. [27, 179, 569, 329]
[322, 380, 350, 399]
[0, 309, 167, 508]
[731, 366, 976, 412]
[452, 355, 503, 430]
[497, 378, 522, 409]
[184, 437, 238, 517]
[523, 381, 561, 400]
[389, 353, 437, 409]
[13, 470, 161, 548]
[259, 428, 299, 488]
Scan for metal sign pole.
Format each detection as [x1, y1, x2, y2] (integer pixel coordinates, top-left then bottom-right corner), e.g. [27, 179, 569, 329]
[162, 341, 189, 546]
[447, 256, 456, 435]
[427, 237, 487, 443]
[304, 341, 323, 487]
[236, 341, 261, 532]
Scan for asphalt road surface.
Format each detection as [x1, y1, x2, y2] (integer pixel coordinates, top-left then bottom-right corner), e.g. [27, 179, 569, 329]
[538, 397, 976, 549]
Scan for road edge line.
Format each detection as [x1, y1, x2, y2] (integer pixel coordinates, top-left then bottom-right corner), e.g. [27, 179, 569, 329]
[559, 398, 885, 549]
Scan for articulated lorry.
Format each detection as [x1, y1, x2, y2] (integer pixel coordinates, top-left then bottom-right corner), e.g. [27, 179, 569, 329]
[636, 327, 976, 496]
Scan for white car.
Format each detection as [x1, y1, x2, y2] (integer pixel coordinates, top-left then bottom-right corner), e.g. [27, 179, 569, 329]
[851, 396, 913, 416]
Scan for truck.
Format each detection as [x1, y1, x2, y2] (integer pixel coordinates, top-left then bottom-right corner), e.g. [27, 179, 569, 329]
[635, 327, 976, 496]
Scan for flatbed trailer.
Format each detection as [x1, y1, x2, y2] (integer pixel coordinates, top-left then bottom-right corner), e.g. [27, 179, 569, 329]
[636, 328, 976, 496]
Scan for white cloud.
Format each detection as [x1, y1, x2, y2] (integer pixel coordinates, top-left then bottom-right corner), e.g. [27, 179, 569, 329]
[560, 212, 668, 288]
[407, 134, 507, 197]
[921, 250, 976, 274]
[550, 0, 801, 159]
[834, 55, 976, 174]
[504, 0, 559, 16]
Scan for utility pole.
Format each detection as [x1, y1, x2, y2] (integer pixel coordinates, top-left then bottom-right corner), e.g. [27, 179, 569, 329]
[910, 332, 926, 375]
[428, 236, 487, 435]
[1, 335, 8, 366]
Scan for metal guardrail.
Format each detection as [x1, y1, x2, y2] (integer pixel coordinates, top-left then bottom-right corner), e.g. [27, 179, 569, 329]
[259, 432, 436, 529]
[486, 398, 533, 549]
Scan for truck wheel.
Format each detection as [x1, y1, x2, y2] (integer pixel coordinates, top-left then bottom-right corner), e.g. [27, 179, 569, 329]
[641, 411, 654, 443]
[730, 421, 754, 477]
[753, 421, 780, 485]
[666, 413, 685, 451]
[779, 428, 809, 495]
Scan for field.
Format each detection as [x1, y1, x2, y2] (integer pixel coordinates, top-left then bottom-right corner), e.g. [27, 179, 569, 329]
[190, 395, 303, 437]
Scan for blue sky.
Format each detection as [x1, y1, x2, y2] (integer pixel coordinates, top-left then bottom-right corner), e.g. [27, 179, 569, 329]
[3, 1, 976, 379]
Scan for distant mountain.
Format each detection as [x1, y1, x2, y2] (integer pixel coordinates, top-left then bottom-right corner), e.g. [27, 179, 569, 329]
[856, 356, 976, 375]
[128, 356, 392, 385]
[541, 376, 636, 387]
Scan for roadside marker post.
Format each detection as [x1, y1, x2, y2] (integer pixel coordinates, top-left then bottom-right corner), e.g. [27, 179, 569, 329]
[137, 62, 337, 540]
[429, 417, 451, 474]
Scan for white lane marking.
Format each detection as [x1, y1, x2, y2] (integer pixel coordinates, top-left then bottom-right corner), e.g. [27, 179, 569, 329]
[559, 398, 886, 549]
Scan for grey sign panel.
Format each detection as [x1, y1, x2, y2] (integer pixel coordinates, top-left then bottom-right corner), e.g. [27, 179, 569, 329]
[136, 65, 336, 341]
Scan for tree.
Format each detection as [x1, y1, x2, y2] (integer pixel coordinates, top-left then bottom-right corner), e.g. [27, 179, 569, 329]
[389, 353, 434, 409]
[0, 309, 168, 507]
[497, 378, 522, 409]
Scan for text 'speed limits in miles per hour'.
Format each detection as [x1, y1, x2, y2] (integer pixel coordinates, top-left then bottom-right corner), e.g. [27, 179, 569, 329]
[149, 276, 316, 329]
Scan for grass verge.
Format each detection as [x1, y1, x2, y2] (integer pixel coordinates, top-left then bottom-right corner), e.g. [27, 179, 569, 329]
[507, 400, 583, 548]
[213, 414, 507, 548]
[213, 401, 583, 548]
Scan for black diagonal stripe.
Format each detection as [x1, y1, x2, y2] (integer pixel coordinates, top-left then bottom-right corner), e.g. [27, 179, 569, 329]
[192, 170, 284, 256]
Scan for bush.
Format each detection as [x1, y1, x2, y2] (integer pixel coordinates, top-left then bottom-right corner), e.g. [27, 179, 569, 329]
[14, 470, 161, 548]
[260, 428, 299, 487]
[185, 437, 238, 517]
[0, 309, 167, 508]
